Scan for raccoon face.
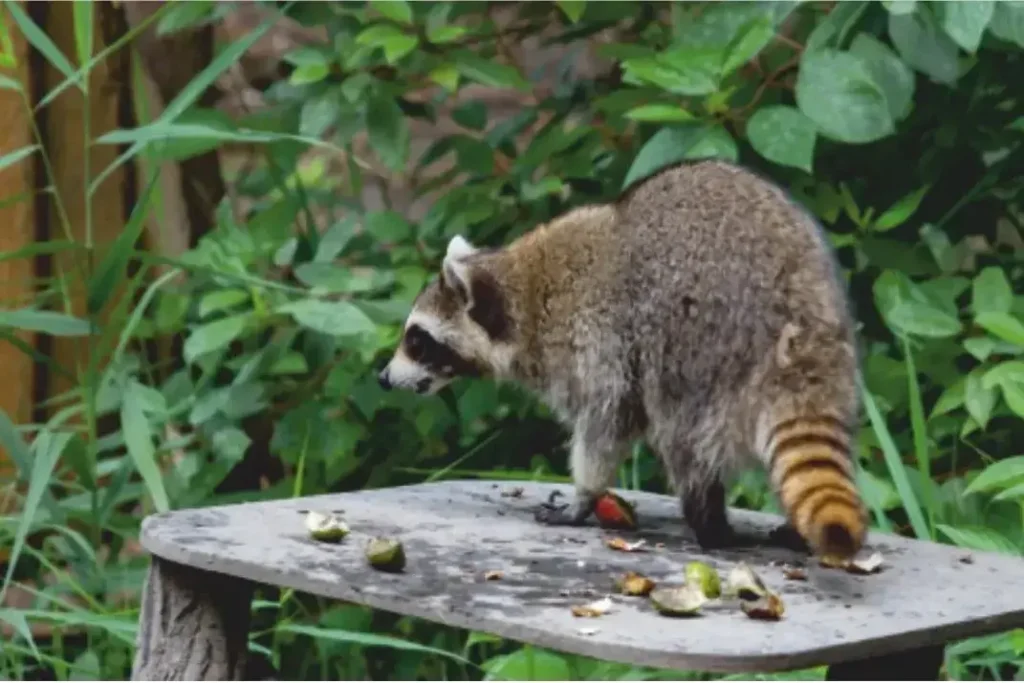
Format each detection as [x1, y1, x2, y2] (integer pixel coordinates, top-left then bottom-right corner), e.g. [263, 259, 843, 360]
[379, 235, 513, 395]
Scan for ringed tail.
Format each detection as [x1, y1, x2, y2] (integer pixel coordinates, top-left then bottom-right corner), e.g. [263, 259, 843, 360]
[767, 414, 867, 560]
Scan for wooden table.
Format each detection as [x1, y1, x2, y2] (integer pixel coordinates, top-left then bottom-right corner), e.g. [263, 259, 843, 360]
[130, 480, 1024, 680]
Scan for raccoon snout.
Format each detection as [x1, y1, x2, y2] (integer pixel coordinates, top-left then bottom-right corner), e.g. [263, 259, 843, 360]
[378, 370, 393, 391]
[414, 378, 431, 394]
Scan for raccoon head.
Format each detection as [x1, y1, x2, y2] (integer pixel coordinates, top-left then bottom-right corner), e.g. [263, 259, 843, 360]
[378, 235, 514, 395]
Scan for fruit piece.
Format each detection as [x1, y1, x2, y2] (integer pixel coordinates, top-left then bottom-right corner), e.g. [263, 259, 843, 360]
[684, 561, 721, 598]
[593, 492, 638, 530]
[724, 562, 768, 601]
[819, 554, 849, 569]
[571, 596, 613, 617]
[365, 537, 406, 572]
[484, 570, 504, 581]
[847, 552, 884, 575]
[305, 511, 350, 543]
[605, 537, 647, 552]
[616, 571, 656, 596]
[649, 584, 707, 617]
[741, 593, 785, 621]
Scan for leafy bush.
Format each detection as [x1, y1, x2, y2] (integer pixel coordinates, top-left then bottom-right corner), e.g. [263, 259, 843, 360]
[2, 0, 1023, 679]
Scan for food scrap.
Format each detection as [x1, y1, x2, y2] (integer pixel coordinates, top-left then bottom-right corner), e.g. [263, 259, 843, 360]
[365, 537, 406, 573]
[305, 511, 350, 543]
[684, 561, 721, 598]
[616, 571, 656, 596]
[649, 584, 707, 617]
[593, 491, 638, 530]
[605, 537, 647, 553]
[846, 552, 884, 575]
[501, 486, 525, 498]
[782, 566, 807, 581]
[484, 570, 504, 581]
[577, 627, 600, 637]
[571, 596, 613, 618]
[741, 593, 785, 621]
[724, 562, 768, 601]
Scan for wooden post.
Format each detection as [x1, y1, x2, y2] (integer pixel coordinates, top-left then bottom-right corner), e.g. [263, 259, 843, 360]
[132, 557, 254, 680]
[34, 0, 135, 406]
[0, 0, 36, 498]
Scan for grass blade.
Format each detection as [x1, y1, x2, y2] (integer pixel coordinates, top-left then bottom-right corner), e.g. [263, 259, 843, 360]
[2, 0, 78, 85]
[0, 144, 37, 172]
[861, 382, 932, 540]
[902, 336, 934, 533]
[0, 408, 31, 476]
[89, 2, 293, 195]
[72, 0, 93, 69]
[0, 609, 40, 660]
[280, 624, 476, 668]
[86, 168, 159, 315]
[120, 380, 170, 513]
[0, 309, 94, 336]
[0, 429, 71, 604]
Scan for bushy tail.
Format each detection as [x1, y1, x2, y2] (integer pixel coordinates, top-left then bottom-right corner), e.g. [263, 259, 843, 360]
[766, 414, 867, 560]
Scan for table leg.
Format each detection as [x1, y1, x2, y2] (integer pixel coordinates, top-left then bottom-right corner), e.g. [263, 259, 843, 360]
[825, 645, 944, 681]
[131, 557, 254, 680]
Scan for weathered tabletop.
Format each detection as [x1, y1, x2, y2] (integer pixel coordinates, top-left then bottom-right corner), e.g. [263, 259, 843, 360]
[139, 480, 1024, 674]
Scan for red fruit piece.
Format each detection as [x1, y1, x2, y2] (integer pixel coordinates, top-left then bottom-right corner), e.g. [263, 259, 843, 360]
[593, 492, 638, 530]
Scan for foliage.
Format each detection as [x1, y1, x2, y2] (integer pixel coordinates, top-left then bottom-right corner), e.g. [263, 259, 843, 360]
[1, 0, 1023, 680]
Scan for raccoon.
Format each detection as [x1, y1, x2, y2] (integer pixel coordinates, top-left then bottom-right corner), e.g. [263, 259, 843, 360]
[379, 159, 868, 561]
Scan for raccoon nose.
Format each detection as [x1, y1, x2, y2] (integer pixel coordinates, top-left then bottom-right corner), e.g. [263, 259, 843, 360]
[378, 370, 392, 391]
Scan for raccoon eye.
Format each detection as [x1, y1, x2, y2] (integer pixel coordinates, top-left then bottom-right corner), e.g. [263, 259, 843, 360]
[404, 324, 431, 359]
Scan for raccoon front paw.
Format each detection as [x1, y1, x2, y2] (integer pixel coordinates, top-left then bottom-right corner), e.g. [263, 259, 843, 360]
[534, 490, 593, 527]
[767, 522, 811, 554]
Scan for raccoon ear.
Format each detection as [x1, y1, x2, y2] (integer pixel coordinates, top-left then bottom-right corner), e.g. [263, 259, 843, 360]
[441, 235, 477, 303]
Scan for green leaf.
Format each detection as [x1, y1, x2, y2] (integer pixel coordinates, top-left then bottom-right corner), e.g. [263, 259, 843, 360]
[283, 45, 333, 68]
[0, 145, 38, 172]
[888, 8, 961, 85]
[796, 49, 894, 144]
[183, 314, 249, 363]
[0, 74, 23, 91]
[426, 25, 468, 44]
[452, 50, 529, 91]
[452, 100, 487, 131]
[965, 370, 997, 430]
[992, 481, 1024, 503]
[356, 24, 418, 64]
[976, 312, 1024, 346]
[0, 429, 70, 603]
[3, 1, 78, 85]
[972, 267, 1014, 315]
[0, 409, 31, 477]
[120, 381, 171, 513]
[429, 63, 460, 91]
[198, 289, 250, 318]
[278, 300, 377, 338]
[622, 47, 722, 96]
[964, 455, 1024, 496]
[1001, 381, 1024, 418]
[624, 104, 694, 122]
[0, 609, 40, 660]
[746, 105, 816, 173]
[622, 124, 737, 190]
[930, 378, 965, 417]
[300, 93, 340, 138]
[290, 62, 330, 85]
[557, 0, 586, 23]
[367, 95, 410, 171]
[366, 211, 414, 242]
[370, 0, 413, 25]
[484, 648, 572, 680]
[988, 0, 1024, 47]
[72, 0, 93, 68]
[873, 185, 930, 231]
[722, 15, 775, 76]
[941, 0, 995, 52]
[964, 337, 996, 362]
[936, 524, 1020, 555]
[0, 309, 93, 336]
[983, 361, 1024, 391]
[849, 34, 915, 121]
[886, 299, 962, 338]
